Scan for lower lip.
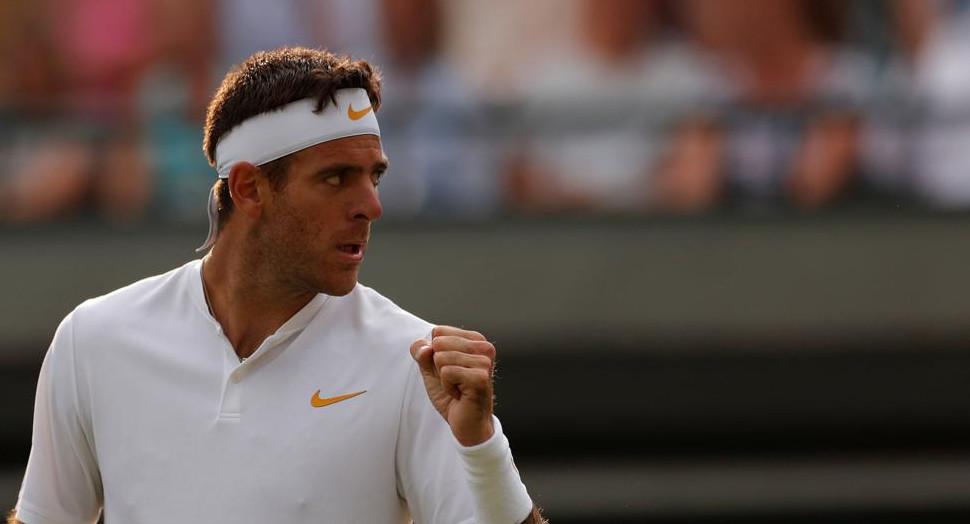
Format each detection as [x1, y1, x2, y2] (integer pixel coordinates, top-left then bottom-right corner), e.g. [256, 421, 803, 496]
[336, 246, 365, 263]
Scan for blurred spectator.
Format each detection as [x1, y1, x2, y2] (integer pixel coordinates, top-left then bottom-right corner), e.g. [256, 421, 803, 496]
[661, 0, 873, 212]
[54, 0, 155, 224]
[376, 0, 499, 218]
[863, 0, 970, 209]
[218, 0, 321, 69]
[319, 0, 383, 61]
[441, 0, 575, 103]
[4, 0, 970, 225]
[908, 0, 970, 208]
[859, 0, 932, 203]
[0, 125, 94, 225]
[0, 1, 93, 224]
[0, 0, 156, 226]
[505, 0, 709, 215]
[137, 0, 216, 222]
[217, 0, 381, 71]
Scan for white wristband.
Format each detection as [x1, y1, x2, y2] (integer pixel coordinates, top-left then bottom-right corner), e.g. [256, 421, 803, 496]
[455, 416, 533, 524]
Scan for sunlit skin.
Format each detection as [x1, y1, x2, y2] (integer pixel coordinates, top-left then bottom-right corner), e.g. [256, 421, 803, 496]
[201, 134, 386, 359]
[251, 134, 386, 297]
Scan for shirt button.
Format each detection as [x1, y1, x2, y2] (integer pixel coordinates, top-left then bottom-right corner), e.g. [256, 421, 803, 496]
[230, 373, 242, 384]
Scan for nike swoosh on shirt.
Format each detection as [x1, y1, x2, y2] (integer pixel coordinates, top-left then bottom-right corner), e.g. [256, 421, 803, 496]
[311, 389, 367, 408]
[347, 104, 373, 121]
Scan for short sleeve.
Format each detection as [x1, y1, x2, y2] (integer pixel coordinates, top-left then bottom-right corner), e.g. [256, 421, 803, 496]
[16, 312, 103, 524]
[395, 362, 474, 524]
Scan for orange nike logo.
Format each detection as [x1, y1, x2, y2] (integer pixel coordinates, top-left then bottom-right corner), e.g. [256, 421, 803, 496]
[311, 389, 367, 408]
[347, 103, 373, 121]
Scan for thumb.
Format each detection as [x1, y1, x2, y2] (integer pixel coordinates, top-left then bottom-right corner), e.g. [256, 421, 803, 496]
[409, 339, 435, 376]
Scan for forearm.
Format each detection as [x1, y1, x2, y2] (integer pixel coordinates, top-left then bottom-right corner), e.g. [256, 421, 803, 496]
[411, 328, 543, 523]
[457, 417, 538, 524]
[6, 508, 23, 524]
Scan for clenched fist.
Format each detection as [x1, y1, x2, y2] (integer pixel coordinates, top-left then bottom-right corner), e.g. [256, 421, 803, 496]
[410, 326, 496, 446]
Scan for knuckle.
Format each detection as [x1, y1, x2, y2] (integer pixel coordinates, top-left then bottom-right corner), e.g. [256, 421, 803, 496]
[434, 336, 462, 352]
[434, 325, 458, 338]
[480, 342, 496, 358]
[433, 350, 458, 366]
[440, 365, 461, 381]
[473, 369, 490, 383]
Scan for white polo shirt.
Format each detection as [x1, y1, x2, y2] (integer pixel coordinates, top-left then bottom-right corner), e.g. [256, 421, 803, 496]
[16, 259, 475, 524]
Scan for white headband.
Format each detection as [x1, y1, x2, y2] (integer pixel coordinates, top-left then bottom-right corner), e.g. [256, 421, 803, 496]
[214, 88, 380, 177]
[197, 88, 380, 252]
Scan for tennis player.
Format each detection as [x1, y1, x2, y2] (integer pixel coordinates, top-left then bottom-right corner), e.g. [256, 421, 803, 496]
[11, 47, 545, 524]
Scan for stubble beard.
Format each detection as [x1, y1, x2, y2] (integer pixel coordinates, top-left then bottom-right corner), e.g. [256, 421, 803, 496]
[252, 202, 360, 298]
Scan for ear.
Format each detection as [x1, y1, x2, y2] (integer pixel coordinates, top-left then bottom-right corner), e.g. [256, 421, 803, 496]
[227, 162, 265, 219]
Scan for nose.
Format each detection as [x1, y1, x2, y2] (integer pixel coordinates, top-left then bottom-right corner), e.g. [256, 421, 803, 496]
[350, 179, 383, 222]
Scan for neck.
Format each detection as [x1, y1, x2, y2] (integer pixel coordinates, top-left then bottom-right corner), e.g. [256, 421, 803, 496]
[201, 246, 315, 360]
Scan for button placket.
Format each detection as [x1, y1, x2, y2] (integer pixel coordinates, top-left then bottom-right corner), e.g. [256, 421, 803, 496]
[216, 332, 244, 419]
[215, 320, 303, 420]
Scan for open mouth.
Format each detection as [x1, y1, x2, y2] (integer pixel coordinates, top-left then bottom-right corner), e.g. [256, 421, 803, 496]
[337, 244, 364, 256]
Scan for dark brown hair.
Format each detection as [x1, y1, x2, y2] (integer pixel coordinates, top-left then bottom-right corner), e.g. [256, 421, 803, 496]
[202, 47, 382, 230]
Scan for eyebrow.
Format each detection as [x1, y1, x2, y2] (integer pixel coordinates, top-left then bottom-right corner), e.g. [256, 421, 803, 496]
[376, 157, 390, 172]
[313, 158, 389, 178]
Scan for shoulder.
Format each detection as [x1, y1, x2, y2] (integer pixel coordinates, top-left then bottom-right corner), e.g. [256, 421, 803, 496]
[311, 284, 433, 377]
[327, 283, 434, 343]
[70, 259, 202, 337]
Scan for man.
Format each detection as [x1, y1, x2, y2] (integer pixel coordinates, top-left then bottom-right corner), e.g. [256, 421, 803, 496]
[11, 47, 545, 524]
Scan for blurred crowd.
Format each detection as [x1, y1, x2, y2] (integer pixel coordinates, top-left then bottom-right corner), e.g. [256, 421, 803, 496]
[2, 0, 970, 226]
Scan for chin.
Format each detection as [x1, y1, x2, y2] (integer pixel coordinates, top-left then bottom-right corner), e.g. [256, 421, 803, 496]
[322, 279, 358, 297]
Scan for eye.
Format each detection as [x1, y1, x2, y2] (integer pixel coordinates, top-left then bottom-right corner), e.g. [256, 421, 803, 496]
[371, 171, 384, 187]
[325, 174, 342, 187]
